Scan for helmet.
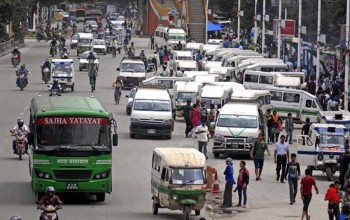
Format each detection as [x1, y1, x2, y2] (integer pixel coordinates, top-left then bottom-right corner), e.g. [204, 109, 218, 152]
[162, 65, 166, 69]
[226, 157, 232, 164]
[53, 79, 59, 83]
[46, 186, 55, 197]
[46, 59, 49, 62]
[14, 46, 18, 49]
[20, 64, 25, 69]
[10, 216, 21, 220]
[90, 51, 93, 55]
[17, 118, 24, 127]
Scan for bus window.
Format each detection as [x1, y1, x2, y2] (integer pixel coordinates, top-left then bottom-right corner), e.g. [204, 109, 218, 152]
[259, 75, 273, 84]
[271, 91, 282, 101]
[283, 93, 300, 103]
[244, 74, 258, 83]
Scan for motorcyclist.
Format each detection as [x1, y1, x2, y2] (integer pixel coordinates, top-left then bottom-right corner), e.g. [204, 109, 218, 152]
[10, 118, 29, 154]
[161, 65, 168, 76]
[60, 47, 69, 59]
[41, 59, 51, 79]
[49, 79, 62, 96]
[87, 51, 96, 69]
[59, 34, 66, 46]
[11, 47, 21, 63]
[140, 49, 145, 59]
[112, 76, 124, 99]
[50, 38, 58, 54]
[16, 64, 29, 86]
[37, 186, 63, 219]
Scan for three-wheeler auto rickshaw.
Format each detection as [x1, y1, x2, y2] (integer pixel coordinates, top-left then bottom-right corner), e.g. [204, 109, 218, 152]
[151, 148, 207, 220]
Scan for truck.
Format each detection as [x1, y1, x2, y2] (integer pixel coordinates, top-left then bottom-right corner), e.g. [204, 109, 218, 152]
[28, 96, 118, 201]
[173, 82, 202, 118]
[117, 57, 146, 89]
[77, 33, 93, 56]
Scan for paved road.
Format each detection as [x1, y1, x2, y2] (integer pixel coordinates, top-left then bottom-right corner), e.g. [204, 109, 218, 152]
[0, 36, 333, 220]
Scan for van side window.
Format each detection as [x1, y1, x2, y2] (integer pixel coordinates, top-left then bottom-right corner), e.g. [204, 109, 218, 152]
[160, 32, 163, 38]
[152, 154, 158, 170]
[305, 100, 312, 108]
[261, 67, 272, 72]
[312, 100, 317, 108]
[259, 76, 273, 84]
[283, 93, 300, 103]
[155, 31, 159, 37]
[271, 91, 282, 101]
[265, 95, 271, 104]
[244, 74, 258, 83]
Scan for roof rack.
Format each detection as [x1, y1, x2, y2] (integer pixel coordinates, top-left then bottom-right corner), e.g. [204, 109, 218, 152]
[138, 83, 167, 90]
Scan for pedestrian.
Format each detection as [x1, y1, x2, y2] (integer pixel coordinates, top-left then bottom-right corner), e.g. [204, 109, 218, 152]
[339, 144, 350, 189]
[285, 113, 294, 144]
[271, 110, 282, 143]
[149, 33, 155, 50]
[324, 181, 341, 220]
[181, 100, 193, 138]
[207, 104, 216, 138]
[301, 117, 311, 145]
[285, 153, 301, 205]
[306, 76, 316, 95]
[158, 46, 164, 65]
[274, 135, 289, 183]
[222, 157, 235, 208]
[266, 109, 273, 144]
[195, 116, 209, 159]
[191, 104, 201, 138]
[250, 133, 270, 181]
[300, 168, 319, 220]
[235, 161, 249, 208]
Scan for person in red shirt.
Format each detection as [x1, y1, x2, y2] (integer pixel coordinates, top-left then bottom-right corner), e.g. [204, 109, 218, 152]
[300, 168, 318, 220]
[37, 186, 62, 220]
[324, 181, 341, 220]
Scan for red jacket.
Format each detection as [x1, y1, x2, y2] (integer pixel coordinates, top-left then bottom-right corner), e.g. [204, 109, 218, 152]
[325, 186, 340, 204]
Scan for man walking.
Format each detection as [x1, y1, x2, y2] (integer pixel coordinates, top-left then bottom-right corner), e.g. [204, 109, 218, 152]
[250, 133, 270, 181]
[285, 153, 301, 205]
[274, 135, 289, 183]
[181, 100, 193, 138]
[195, 116, 209, 159]
[222, 158, 235, 208]
[300, 168, 319, 220]
[285, 113, 294, 144]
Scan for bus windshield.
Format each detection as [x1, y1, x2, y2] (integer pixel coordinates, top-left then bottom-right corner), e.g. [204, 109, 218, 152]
[76, 10, 85, 17]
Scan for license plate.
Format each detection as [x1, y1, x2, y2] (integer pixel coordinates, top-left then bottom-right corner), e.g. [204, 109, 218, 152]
[147, 129, 156, 134]
[66, 183, 79, 190]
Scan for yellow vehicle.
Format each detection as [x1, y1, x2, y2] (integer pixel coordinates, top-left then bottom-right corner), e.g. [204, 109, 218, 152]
[151, 148, 207, 220]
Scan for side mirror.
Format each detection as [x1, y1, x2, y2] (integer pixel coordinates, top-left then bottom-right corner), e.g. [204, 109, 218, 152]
[112, 134, 118, 146]
[28, 133, 34, 145]
[116, 68, 120, 71]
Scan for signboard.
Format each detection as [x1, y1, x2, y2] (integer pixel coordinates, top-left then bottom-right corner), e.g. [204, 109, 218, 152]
[273, 19, 296, 39]
[271, 0, 298, 7]
[37, 117, 109, 125]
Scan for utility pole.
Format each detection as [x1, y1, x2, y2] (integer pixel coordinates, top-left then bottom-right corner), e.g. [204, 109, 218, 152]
[277, 0, 282, 59]
[316, 0, 321, 91]
[253, 0, 258, 46]
[262, 0, 266, 53]
[237, 0, 241, 40]
[345, 0, 350, 110]
[297, 0, 302, 70]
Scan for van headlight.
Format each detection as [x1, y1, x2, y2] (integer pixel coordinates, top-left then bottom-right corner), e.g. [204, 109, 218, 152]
[164, 119, 172, 124]
[214, 135, 224, 141]
[172, 194, 178, 200]
[131, 118, 140, 123]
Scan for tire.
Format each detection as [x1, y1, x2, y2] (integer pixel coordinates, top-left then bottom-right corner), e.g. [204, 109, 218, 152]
[20, 87, 23, 91]
[127, 111, 131, 115]
[166, 135, 171, 140]
[19, 149, 22, 160]
[326, 166, 333, 181]
[152, 201, 159, 215]
[183, 206, 190, 220]
[195, 210, 200, 216]
[96, 193, 105, 202]
[213, 153, 220, 158]
[130, 133, 135, 139]
[79, 67, 82, 71]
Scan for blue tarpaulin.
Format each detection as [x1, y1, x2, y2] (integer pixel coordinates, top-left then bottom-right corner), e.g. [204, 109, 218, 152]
[208, 21, 223, 32]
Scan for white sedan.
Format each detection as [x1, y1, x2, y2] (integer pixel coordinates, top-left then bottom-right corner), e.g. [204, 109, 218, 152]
[92, 39, 107, 55]
[78, 51, 99, 71]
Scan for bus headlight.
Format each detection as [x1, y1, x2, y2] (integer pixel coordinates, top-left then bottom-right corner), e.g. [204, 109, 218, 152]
[35, 169, 52, 179]
[94, 170, 110, 179]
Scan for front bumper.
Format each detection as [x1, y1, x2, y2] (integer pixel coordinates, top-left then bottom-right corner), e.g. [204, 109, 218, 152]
[130, 122, 172, 136]
[213, 137, 254, 155]
[123, 77, 145, 88]
[93, 48, 106, 54]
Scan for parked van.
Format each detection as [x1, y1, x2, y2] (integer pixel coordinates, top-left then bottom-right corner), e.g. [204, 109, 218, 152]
[275, 76, 301, 89]
[130, 84, 173, 139]
[172, 60, 198, 77]
[185, 42, 204, 54]
[200, 85, 233, 107]
[154, 25, 186, 50]
[169, 50, 193, 67]
[230, 89, 271, 114]
[208, 67, 235, 81]
[267, 86, 321, 123]
[194, 75, 219, 85]
[203, 61, 222, 71]
[142, 76, 192, 98]
[183, 71, 208, 79]
[173, 82, 202, 117]
[245, 62, 288, 72]
[77, 33, 93, 56]
[208, 82, 246, 91]
[225, 55, 264, 68]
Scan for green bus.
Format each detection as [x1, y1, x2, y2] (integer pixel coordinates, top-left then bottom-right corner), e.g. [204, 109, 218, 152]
[28, 96, 118, 202]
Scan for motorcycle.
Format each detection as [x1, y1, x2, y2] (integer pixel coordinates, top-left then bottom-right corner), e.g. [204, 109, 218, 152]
[38, 205, 59, 220]
[11, 54, 20, 68]
[88, 62, 98, 92]
[41, 66, 50, 84]
[48, 85, 62, 96]
[16, 71, 28, 90]
[61, 52, 70, 59]
[50, 46, 56, 57]
[146, 63, 156, 73]
[10, 130, 26, 160]
[36, 32, 49, 42]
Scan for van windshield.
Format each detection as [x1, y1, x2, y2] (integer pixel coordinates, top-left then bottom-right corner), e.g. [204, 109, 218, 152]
[169, 34, 185, 40]
[177, 92, 197, 102]
[79, 39, 91, 45]
[53, 65, 72, 76]
[319, 135, 344, 146]
[217, 114, 257, 128]
[202, 98, 221, 106]
[171, 168, 204, 185]
[120, 63, 145, 72]
[133, 99, 170, 111]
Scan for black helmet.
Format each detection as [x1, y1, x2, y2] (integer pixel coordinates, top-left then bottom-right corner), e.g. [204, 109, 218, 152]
[46, 186, 55, 197]
[17, 118, 24, 127]
[10, 216, 21, 220]
[89, 51, 93, 55]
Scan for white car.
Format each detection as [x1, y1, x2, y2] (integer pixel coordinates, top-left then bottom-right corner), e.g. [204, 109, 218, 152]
[92, 39, 107, 55]
[70, 34, 78, 49]
[78, 51, 99, 71]
[84, 20, 98, 33]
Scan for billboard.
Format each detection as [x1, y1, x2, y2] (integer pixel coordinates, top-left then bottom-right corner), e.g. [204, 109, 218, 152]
[273, 19, 296, 39]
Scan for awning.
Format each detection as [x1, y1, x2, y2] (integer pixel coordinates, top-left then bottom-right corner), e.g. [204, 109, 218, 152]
[208, 21, 223, 32]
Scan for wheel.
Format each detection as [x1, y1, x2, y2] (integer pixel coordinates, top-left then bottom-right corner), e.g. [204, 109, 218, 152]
[20, 87, 23, 91]
[19, 150, 22, 160]
[166, 135, 171, 140]
[130, 133, 135, 138]
[195, 210, 200, 216]
[127, 111, 131, 115]
[71, 46, 73, 49]
[79, 67, 82, 71]
[96, 193, 105, 202]
[183, 206, 190, 220]
[152, 201, 159, 215]
[213, 153, 220, 159]
[326, 167, 333, 181]
[71, 84, 74, 92]
[77, 52, 79, 56]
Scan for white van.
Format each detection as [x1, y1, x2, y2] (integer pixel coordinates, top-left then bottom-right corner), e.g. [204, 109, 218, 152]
[130, 84, 173, 139]
[275, 76, 301, 89]
[185, 42, 204, 54]
[209, 67, 235, 81]
[194, 75, 219, 85]
[202, 44, 221, 54]
[183, 71, 208, 79]
[142, 76, 192, 98]
[267, 86, 322, 123]
[200, 85, 233, 107]
[154, 25, 186, 50]
[230, 89, 272, 114]
[245, 62, 288, 72]
[208, 82, 246, 91]
[117, 58, 146, 88]
[173, 82, 202, 117]
[77, 33, 93, 56]
[169, 50, 193, 67]
[203, 61, 222, 71]
[225, 55, 264, 68]
[172, 60, 198, 77]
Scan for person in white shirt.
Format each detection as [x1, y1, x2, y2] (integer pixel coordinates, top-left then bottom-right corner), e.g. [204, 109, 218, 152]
[274, 135, 289, 183]
[10, 118, 29, 154]
[195, 116, 209, 159]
